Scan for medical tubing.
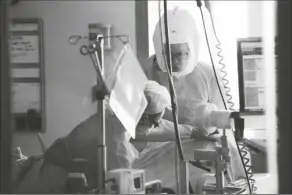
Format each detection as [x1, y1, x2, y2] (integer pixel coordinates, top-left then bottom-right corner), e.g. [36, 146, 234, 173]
[157, 2, 180, 192]
[162, 0, 184, 163]
[207, 7, 235, 111]
[206, 5, 257, 194]
[161, 1, 195, 194]
[196, 1, 255, 193]
[238, 140, 257, 192]
[207, 8, 256, 191]
[197, 5, 228, 110]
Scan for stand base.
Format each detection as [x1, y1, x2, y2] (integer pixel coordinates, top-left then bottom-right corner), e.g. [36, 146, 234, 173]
[195, 174, 248, 194]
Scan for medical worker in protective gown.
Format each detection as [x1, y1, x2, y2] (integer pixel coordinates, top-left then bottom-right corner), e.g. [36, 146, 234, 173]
[13, 80, 217, 194]
[133, 8, 246, 192]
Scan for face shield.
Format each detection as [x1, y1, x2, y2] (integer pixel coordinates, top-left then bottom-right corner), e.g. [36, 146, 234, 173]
[153, 9, 201, 77]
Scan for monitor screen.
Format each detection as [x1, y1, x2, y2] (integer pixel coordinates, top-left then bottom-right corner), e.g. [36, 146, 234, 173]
[237, 38, 265, 114]
[132, 172, 145, 193]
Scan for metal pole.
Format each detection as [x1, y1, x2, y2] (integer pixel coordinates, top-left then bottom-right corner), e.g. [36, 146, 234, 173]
[215, 154, 224, 194]
[94, 36, 107, 193]
[179, 161, 189, 194]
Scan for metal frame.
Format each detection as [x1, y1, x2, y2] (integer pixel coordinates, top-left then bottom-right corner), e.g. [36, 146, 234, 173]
[0, 0, 12, 193]
[135, 0, 149, 72]
[277, 0, 292, 193]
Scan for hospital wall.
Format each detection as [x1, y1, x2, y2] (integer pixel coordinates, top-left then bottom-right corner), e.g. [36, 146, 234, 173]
[9, 1, 137, 156]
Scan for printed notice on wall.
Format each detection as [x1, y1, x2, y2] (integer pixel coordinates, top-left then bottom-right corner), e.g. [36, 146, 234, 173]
[242, 51, 265, 111]
[12, 68, 40, 78]
[12, 82, 41, 113]
[10, 22, 39, 32]
[10, 35, 40, 64]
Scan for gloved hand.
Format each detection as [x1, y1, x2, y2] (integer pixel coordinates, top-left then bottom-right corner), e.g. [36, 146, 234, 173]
[191, 128, 221, 143]
[12, 148, 43, 189]
[12, 147, 28, 162]
[12, 148, 30, 189]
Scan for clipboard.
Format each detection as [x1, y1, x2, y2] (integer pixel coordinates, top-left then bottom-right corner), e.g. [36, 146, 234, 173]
[10, 18, 46, 132]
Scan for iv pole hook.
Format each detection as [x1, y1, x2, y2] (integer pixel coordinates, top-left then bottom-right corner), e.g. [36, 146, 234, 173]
[68, 34, 130, 45]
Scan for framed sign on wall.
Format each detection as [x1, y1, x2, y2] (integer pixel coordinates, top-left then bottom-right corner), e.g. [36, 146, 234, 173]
[9, 18, 46, 132]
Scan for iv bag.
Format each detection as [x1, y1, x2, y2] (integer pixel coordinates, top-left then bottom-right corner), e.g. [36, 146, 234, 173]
[106, 45, 148, 138]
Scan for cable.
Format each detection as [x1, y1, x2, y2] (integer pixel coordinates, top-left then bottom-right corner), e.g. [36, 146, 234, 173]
[160, 0, 185, 165]
[207, 14, 257, 193]
[206, 7, 258, 194]
[195, 0, 256, 193]
[158, 1, 195, 194]
[157, 2, 180, 193]
[238, 140, 257, 192]
[197, 3, 228, 110]
[207, 16, 235, 111]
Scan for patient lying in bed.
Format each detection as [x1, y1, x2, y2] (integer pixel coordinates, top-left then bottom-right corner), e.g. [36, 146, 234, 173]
[12, 129, 244, 194]
[12, 81, 245, 193]
[12, 122, 243, 194]
[133, 127, 246, 192]
[12, 80, 174, 193]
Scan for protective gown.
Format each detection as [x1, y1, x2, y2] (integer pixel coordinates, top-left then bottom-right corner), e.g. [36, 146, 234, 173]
[13, 111, 138, 193]
[133, 8, 245, 191]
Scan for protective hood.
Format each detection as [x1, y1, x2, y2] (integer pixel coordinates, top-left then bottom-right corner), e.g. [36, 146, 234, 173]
[153, 8, 201, 77]
[144, 80, 171, 115]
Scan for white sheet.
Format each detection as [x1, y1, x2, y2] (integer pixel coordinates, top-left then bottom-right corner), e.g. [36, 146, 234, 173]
[133, 130, 246, 192]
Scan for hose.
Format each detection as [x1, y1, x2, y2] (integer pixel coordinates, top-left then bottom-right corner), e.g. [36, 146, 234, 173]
[162, 0, 185, 162]
[196, 0, 228, 111]
[210, 25, 236, 111]
[158, 1, 195, 193]
[238, 140, 257, 192]
[195, 0, 256, 193]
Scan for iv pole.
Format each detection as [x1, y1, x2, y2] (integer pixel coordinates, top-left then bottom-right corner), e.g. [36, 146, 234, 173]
[68, 33, 130, 193]
[92, 35, 107, 193]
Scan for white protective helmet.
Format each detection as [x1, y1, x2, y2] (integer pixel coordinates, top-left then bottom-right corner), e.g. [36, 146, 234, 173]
[153, 8, 201, 77]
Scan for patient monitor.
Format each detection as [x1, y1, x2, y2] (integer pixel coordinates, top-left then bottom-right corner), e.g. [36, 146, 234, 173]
[107, 169, 145, 194]
[237, 37, 265, 115]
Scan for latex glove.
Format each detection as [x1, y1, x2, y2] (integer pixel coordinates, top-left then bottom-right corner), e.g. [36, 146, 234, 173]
[12, 156, 31, 189]
[12, 147, 28, 162]
[191, 129, 221, 143]
[11, 154, 43, 189]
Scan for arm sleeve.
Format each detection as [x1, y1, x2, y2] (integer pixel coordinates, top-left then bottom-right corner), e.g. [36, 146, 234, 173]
[134, 119, 193, 142]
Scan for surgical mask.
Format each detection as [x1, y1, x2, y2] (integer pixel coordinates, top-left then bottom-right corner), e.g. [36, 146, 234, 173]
[136, 112, 163, 136]
[136, 123, 155, 137]
[163, 43, 190, 73]
[153, 9, 201, 77]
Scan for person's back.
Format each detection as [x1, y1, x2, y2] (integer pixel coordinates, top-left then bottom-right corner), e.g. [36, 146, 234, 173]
[44, 111, 137, 189]
[14, 111, 136, 193]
